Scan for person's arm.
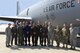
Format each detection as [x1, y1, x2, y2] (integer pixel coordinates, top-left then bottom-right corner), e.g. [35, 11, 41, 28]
[5, 28, 8, 35]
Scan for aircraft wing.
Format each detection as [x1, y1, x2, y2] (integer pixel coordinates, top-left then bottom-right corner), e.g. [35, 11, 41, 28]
[0, 16, 32, 22]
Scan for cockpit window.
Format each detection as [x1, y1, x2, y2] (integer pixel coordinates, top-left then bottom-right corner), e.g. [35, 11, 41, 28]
[27, 8, 29, 16]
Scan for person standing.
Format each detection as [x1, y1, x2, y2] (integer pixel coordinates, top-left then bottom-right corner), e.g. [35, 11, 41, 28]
[69, 23, 77, 50]
[17, 22, 24, 46]
[23, 21, 31, 46]
[62, 24, 70, 48]
[28, 21, 33, 46]
[36, 21, 42, 46]
[11, 23, 18, 46]
[47, 22, 55, 46]
[31, 23, 38, 46]
[42, 24, 48, 46]
[5, 23, 12, 47]
[55, 25, 61, 47]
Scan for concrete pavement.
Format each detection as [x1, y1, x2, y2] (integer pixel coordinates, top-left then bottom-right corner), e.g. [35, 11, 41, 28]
[0, 34, 80, 53]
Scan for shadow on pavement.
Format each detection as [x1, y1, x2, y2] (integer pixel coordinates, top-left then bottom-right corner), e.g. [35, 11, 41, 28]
[9, 45, 80, 52]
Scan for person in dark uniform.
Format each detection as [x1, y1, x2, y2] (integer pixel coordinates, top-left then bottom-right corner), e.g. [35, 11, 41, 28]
[31, 23, 38, 46]
[28, 21, 33, 46]
[17, 22, 24, 46]
[23, 21, 31, 46]
[11, 23, 18, 46]
[31, 23, 36, 46]
[39, 25, 43, 46]
[42, 24, 48, 46]
[36, 21, 43, 46]
[32, 22, 39, 46]
[35, 28, 39, 46]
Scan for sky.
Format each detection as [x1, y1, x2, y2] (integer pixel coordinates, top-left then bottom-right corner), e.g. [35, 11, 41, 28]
[0, 0, 41, 23]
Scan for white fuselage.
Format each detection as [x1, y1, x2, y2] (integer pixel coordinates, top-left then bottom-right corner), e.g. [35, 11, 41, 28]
[19, 0, 80, 27]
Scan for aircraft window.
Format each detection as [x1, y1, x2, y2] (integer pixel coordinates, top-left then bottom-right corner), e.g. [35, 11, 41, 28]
[27, 8, 29, 16]
[78, 0, 80, 3]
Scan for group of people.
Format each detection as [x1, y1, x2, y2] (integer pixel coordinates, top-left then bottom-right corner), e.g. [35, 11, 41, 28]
[5, 20, 79, 50]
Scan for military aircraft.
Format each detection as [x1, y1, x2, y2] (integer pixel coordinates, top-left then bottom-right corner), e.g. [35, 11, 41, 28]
[0, 0, 80, 26]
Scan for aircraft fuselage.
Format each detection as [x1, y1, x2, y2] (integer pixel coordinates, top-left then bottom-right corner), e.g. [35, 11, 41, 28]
[19, 0, 80, 27]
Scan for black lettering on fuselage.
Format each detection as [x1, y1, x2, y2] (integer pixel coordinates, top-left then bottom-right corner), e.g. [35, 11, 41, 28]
[55, 0, 75, 10]
[56, 4, 59, 10]
[59, 3, 63, 9]
[67, 1, 71, 8]
[63, 2, 67, 9]
[71, 0, 75, 7]
[49, 5, 55, 11]
[44, 0, 75, 12]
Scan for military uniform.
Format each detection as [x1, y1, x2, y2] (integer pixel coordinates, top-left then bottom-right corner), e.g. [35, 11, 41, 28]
[11, 26, 18, 45]
[47, 25, 54, 46]
[36, 25, 42, 46]
[28, 24, 32, 46]
[55, 28, 61, 47]
[5, 26, 12, 47]
[42, 26, 48, 46]
[69, 27, 78, 49]
[32, 25, 38, 46]
[17, 26, 24, 45]
[23, 25, 31, 46]
[62, 27, 70, 48]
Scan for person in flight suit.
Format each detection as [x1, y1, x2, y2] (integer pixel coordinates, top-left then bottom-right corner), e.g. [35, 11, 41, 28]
[17, 22, 24, 46]
[11, 23, 18, 46]
[62, 24, 70, 48]
[5, 23, 12, 47]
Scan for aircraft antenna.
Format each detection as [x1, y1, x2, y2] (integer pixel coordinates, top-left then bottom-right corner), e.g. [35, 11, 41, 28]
[16, 0, 20, 16]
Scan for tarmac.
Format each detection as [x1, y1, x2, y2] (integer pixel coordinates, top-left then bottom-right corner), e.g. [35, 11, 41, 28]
[0, 34, 80, 53]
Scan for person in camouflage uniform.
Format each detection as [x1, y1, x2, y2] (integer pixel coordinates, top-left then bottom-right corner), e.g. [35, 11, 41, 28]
[62, 24, 70, 48]
[55, 25, 61, 47]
